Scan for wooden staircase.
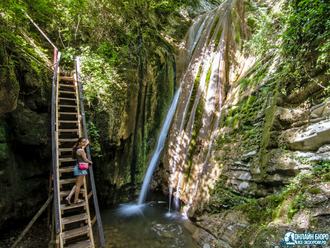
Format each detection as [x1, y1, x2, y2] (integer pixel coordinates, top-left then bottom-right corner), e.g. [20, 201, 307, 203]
[54, 76, 94, 248]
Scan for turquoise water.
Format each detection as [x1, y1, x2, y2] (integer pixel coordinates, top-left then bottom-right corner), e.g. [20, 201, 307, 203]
[101, 201, 199, 248]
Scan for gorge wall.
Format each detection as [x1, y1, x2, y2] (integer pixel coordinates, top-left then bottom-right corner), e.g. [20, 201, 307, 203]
[1, 1, 330, 246]
[0, 0, 218, 229]
[157, 0, 330, 247]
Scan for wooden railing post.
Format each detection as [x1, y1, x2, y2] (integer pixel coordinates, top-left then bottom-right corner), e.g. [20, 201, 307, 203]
[75, 57, 106, 247]
[53, 48, 57, 70]
[51, 52, 61, 234]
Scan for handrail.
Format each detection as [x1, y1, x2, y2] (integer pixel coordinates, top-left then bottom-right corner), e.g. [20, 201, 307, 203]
[20, 49, 53, 73]
[75, 57, 105, 247]
[51, 51, 61, 234]
[22, 10, 58, 68]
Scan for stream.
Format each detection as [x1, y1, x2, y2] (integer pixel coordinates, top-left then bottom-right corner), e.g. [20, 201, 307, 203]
[100, 201, 199, 248]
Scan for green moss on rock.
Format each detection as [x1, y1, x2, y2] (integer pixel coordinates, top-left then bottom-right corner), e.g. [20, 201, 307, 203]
[0, 143, 9, 162]
[308, 188, 321, 194]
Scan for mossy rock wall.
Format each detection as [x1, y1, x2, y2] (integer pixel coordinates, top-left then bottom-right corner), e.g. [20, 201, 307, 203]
[0, 56, 52, 230]
[90, 47, 177, 204]
[181, 0, 330, 246]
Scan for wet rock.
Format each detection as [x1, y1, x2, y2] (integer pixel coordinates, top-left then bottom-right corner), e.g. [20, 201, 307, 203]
[0, 57, 19, 117]
[195, 211, 249, 248]
[192, 227, 219, 247]
[266, 149, 299, 176]
[274, 107, 304, 126]
[310, 99, 330, 117]
[316, 144, 330, 153]
[240, 150, 257, 162]
[278, 119, 330, 151]
[230, 179, 257, 195]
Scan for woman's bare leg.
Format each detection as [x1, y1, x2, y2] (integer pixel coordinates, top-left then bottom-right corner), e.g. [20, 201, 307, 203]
[74, 175, 84, 203]
[65, 185, 76, 204]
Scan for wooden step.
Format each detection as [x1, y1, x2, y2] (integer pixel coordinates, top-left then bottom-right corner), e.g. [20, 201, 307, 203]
[60, 188, 85, 198]
[65, 240, 92, 248]
[58, 138, 78, 143]
[62, 225, 89, 240]
[59, 83, 75, 88]
[59, 90, 75, 95]
[58, 129, 79, 133]
[57, 101, 77, 106]
[58, 120, 78, 124]
[58, 112, 78, 116]
[60, 178, 77, 185]
[61, 201, 86, 211]
[62, 213, 88, 226]
[58, 105, 77, 109]
[59, 97, 76, 101]
[59, 157, 76, 162]
[60, 76, 74, 81]
[59, 166, 75, 173]
[59, 148, 73, 152]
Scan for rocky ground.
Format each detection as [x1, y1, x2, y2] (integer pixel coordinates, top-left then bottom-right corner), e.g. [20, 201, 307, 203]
[0, 217, 49, 248]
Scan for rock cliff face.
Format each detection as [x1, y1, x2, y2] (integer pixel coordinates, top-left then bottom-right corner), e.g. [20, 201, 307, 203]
[161, 0, 253, 212]
[0, 0, 219, 229]
[0, 7, 187, 228]
[1, 0, 329, 245]
[86, 1, 221, 205]
[157, 0, 330, 246]
[0, 55, 52, 230]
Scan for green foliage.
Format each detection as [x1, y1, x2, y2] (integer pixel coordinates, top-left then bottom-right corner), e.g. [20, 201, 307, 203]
[239, 78, 249, 93]
[247, 17, 257, 29]
[308, 188, 321, 194]
[184, 66, 202, 130]
[87, 121, 102, 157]
[209, 185, 255, 212]
[246, 9, 278, 58]
[246, 2, 258, 12]
[313, 160, 330, 176]
[283, 0, 330, 56]
[232, 193, 284, 225]
[208, 16, 220, 45]
[278, 0, 330, 92]
[214, 27, 222, 49]
[205, 64, 212, 92]
[235, 33, 240, 43]
[79, 45, 123, 109]
[287, 194, 306, 220]
[0, 143, 9, 162]
[186, 97, 204, 180]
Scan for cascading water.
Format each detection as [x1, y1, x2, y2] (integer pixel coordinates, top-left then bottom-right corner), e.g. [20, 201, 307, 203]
[164, 0, 248, 219]
[138, 87, 181, 205]
[168, 13, 214, 212]
[168, 1, 231, 213]
[184, 3, 230, 214]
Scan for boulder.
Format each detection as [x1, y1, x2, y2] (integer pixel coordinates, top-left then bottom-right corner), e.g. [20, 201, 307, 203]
[278, 119, 330, 151]
[0, 64, 19, 117]
[274, 107, 304, 125]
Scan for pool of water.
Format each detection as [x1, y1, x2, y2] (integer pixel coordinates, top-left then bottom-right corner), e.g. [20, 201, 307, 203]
[100, 201, 199, 248]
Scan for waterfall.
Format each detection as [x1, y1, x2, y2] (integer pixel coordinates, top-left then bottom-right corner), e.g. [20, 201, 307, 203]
[184, 2, 230, 212]
[168, 1, 228, 211]
[165, 0, 237, 216]
[138, 87, 181, 205]
[168, 11, 215, 212]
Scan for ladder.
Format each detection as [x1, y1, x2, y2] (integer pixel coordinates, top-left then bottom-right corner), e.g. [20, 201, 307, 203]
[50, 54, 105, 248]
[55, 75, 94, 248]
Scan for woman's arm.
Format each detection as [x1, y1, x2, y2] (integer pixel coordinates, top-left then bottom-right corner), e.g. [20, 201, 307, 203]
[76, 149, 92, 164]
[82, 139, 90, 149]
